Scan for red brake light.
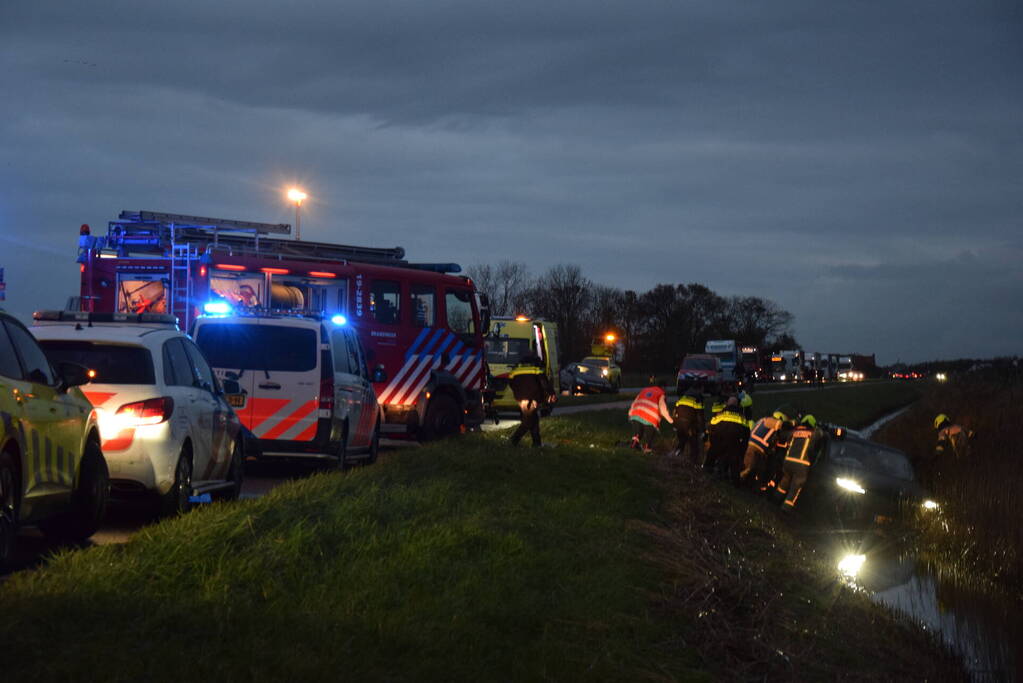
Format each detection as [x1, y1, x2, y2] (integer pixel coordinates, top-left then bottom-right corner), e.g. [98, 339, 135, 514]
[261, 267, 289, 275]
[115, 397, 174, 426]
[215, 264, 247, 271]
[309, 271, 336, 278]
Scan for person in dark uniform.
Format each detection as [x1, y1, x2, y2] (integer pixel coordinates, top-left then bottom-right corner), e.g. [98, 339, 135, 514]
[776, 414, 826, 509]
[705, 398, 751, 482]
[508, 355, 555, 448]
[672, 380, 705, 465]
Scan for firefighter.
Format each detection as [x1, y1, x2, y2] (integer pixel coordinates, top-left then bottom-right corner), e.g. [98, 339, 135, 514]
[704, 398, 750, 482]
[776, 414, 825, 509]
[508, 356, 555, 448]
[934, 414, 972, 459]
[628, 384, 673, 454]
[738, 388, 754, 422]
[672, 381, 705, 465]
[740, 408, 791, 490]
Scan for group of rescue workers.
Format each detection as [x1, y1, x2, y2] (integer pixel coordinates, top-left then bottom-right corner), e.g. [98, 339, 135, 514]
[627, 379, 825, 508]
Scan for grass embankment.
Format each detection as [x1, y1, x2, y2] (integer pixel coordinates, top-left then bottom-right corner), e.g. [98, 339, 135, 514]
[874, 373, 1023, 595]
[752, 381, 922, 429]
[3, 395, 962, 681]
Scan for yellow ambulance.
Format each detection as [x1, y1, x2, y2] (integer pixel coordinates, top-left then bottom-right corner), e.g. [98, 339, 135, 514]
[484, 316, 560, 415]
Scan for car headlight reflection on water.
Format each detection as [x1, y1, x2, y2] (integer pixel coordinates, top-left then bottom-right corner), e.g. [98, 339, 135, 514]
[835, 477, 866, 495]
[922, 499, 939, 511]
[838, 553, 866, 579]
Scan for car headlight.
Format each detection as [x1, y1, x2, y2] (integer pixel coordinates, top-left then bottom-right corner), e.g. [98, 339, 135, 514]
[601, 368, 609, 376]
[922, 499, 939, 511]
[578, 366, 588, 373]
[836, 477, 866, 494]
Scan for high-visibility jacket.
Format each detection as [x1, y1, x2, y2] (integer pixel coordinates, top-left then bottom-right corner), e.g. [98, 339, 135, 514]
[749, 416, 782, 452]
[508, 366, 552, 403]
[936, 424, 971, 459]
[629, 386, 666, 427]
[709, 411, 748, 429]
[784, 425, 823, 465]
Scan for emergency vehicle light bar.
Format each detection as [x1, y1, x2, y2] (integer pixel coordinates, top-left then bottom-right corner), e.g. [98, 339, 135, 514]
[33, 310, 179, 326]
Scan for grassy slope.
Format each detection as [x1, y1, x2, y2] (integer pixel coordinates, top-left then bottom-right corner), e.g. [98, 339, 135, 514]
[751, 381, 922, 428]
[3, 382, 960, 682]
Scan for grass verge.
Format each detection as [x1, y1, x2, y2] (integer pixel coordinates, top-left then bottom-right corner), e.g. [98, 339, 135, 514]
[2, 399, 962, 681]
[751, 381, 922, 429]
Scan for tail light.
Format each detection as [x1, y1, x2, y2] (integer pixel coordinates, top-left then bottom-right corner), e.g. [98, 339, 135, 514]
[319, 377, 335, 411]
[116, 397, 174, 426]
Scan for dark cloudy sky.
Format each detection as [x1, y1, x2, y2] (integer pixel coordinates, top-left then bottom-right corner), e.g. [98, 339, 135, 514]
[2, 1, 1020, 364]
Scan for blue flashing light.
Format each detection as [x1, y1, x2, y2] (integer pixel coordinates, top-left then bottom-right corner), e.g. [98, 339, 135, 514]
[203, 301, 232, 316]
[330, 314, 347, 326]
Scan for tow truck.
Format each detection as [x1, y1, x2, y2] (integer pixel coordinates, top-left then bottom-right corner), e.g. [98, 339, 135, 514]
[74, 211, 491, 440]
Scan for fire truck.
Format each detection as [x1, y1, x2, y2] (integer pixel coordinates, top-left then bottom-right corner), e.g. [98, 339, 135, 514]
[74, 210, 491, 439]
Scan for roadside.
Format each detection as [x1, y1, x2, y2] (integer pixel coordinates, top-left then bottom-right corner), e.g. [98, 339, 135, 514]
[0, 387, 963, 681]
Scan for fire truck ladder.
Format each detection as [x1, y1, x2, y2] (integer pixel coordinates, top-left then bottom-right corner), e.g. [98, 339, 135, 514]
[170, 241, 199, 330]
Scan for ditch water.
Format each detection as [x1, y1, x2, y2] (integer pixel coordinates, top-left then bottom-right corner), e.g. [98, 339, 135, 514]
[818, 409, 1020, 681]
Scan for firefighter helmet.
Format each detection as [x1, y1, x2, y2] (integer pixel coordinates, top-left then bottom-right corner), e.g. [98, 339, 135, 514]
[934, 414, 950, 430]
[801, 414, 817, 428]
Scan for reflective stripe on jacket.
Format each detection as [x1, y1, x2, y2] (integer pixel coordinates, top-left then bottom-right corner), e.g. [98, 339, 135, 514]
[710, 411, 747, 428]
[749, 416, 781, 452]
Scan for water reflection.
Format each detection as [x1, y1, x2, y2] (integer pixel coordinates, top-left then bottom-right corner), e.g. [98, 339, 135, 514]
[830, 534, 1019, 682]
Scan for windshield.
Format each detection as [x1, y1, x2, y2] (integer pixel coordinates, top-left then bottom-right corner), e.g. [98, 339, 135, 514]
[741, 352, 757, 363]
[711, 351, 735, 364]
[485, 338, 534, 365]
[39, 341, 155, 385]
[683, 357, 716, 371]
[827, 439, 915, 481]
[195, 324, 317, 372]
[582, 357, 608, 367]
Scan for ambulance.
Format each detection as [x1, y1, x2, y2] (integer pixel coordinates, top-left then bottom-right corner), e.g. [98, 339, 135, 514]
[485, 316, 560, 414]
[75, 211, 491, 440]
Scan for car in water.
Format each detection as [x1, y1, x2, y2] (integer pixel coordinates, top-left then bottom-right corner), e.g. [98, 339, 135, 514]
[801, 428, 933, 524]
[560, 360, 615, 395]
[1, 310, 107, 567]
[579, 356, 621, 392]
[192, 312, 382, 467]
[33, 311, 244, 516]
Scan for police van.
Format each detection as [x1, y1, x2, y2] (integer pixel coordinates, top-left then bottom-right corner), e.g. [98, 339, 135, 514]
[0, 310, 107, 567]
[192, 312, 381, 467]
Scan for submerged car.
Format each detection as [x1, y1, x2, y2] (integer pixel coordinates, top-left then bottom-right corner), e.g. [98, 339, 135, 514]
[801, 429, 933, 524]
[560, 360, 615, 394]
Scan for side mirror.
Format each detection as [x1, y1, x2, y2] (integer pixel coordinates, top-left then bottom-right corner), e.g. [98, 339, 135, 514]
[372, 365, 387, 383]
[222, 379, 242, 395]
[57, 362, 91, 391]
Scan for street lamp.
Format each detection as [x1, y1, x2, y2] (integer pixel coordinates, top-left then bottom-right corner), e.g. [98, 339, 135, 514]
[287, 188, 307, 240]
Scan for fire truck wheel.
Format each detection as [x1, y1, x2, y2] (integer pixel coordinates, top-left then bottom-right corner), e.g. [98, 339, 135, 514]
[422, 394, 461, 441]
[222, 437, 244, 501]
[160, 446, 193, 518]
[40, 439, 108, 542]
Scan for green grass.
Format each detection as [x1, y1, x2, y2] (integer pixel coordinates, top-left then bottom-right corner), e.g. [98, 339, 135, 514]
[1, 385, 963, 681]
[751, 380, 922, 429]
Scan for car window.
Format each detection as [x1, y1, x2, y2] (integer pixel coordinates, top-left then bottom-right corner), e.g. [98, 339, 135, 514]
[181, 339, 217, 391]
[0, 322, 23, 379]
[410, 284, 435, 327]
[370, 280, 401, 325]
[4, 320, 55, 385]
[330, 330, 351, 374]
[445, 289, 475, 335]
[38, 341, 156, 385]
[346, 329, 367, 377]
[163, 338, 197, 387]
[195, 324, 317, 373]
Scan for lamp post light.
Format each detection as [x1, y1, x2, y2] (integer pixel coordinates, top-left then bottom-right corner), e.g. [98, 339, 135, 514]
[286, 188, 307, 240]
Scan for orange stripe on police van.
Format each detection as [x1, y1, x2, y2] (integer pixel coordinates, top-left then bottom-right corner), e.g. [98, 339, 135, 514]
[261, 401, 317, 441]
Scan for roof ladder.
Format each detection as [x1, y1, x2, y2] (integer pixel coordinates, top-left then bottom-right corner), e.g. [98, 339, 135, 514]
[170, 234, 199, 330]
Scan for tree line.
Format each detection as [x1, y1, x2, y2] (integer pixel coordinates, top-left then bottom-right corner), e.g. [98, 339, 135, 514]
[467, 261, 798, 371]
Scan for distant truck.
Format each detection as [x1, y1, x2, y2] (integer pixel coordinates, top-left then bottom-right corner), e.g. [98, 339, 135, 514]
[837, 356, 863, 381]
[485, 316, 560, 413]
[770, 350, 803, 382]
[705, 339, 739, 382]
[740, 345, 762, 380]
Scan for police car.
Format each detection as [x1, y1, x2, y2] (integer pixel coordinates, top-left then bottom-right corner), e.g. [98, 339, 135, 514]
[1, 310, 107, 567]
[32, 311, 244, 516]
[191, 311, 382, 468]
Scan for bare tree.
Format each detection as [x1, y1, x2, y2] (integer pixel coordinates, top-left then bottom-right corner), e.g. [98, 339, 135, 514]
[466, 261, 531, 317]
[526, 264, 594, 361]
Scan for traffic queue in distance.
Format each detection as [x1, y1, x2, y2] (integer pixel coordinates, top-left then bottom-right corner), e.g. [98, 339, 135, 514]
[1, 208, 497, 568]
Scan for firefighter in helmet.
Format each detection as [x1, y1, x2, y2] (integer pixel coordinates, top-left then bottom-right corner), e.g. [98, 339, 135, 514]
[934, 414, 972, 459]
[741, 407, 793, 491]
[776, 414, 825, 509]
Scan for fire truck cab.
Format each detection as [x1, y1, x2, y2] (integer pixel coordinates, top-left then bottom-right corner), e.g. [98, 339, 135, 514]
[75, 211, 490, 440]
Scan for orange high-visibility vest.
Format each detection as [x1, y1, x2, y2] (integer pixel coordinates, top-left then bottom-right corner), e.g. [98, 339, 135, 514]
[629, 386, 666, 427]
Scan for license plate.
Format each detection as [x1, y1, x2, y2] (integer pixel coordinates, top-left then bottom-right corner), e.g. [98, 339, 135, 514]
[227, 394, 245, 407]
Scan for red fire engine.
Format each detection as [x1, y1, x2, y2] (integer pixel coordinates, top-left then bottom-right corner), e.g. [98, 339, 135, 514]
[75, 210, 491, 438]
